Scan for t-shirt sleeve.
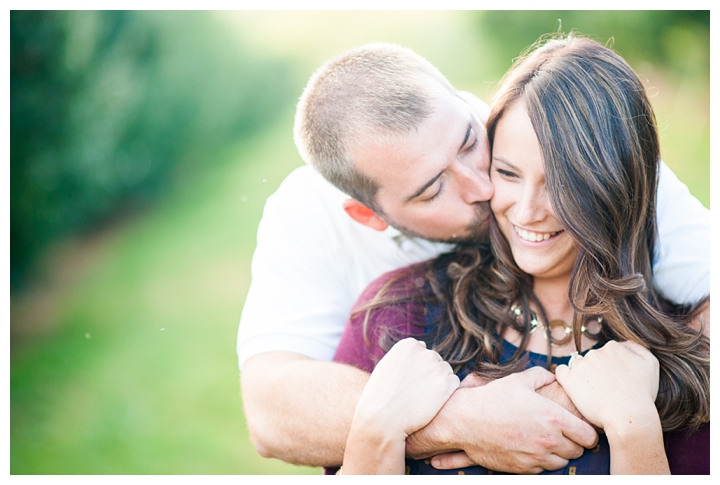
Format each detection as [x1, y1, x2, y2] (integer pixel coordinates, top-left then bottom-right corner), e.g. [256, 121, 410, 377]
[334, 265, 428, 373]
[653, 161, 710, 304]
[237, 168, 354, 368]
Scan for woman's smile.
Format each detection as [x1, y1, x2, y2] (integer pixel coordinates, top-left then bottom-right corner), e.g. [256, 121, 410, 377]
[490, 101, 578, 282]
[513, 225, 564, 243]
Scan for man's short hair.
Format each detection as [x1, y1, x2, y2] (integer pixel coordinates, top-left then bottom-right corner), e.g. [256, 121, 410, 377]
[294, 42, 455, 212]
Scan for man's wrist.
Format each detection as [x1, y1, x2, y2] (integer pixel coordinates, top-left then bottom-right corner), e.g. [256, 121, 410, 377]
[406, 387, 475, 458]
[536, 381, 585, 421]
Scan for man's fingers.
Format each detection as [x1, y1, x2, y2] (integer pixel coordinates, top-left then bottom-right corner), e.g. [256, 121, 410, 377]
[550, 366, 599, 449]
[536, 454, 571, 473]
[432, 451, 572, 474]
[518, 366, 557, 390]
[459, 373, 489, 389]
[430, 451, 475, 470]
[548, 434, 587, 462]
[560, 411, 599, 449]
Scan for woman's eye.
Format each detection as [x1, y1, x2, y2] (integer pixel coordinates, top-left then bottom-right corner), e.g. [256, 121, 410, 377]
[495, 168, 516, 178]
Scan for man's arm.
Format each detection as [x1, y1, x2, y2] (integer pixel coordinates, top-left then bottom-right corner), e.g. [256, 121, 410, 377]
[242, 352, 597, 471]
[406, 368, 597, 473]
[654, 162, 709, 304]
[421, 302, 708, 473]
[326, 267, 599, 473]
[241, 352, 367, 466]
[237, 168, 446, 466]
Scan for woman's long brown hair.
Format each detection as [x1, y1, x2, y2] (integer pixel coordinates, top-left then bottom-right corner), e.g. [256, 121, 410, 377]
[356, 34, 709, 431]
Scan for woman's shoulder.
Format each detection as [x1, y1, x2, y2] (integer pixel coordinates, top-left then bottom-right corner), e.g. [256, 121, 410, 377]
[351, 248, 464, 311]
[335, 262, 433, 372]
[351, 261, 432, 312]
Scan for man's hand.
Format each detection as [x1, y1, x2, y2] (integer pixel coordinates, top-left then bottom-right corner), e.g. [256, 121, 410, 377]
[406, 367, 598, 473]
[536, 380, 585, 422]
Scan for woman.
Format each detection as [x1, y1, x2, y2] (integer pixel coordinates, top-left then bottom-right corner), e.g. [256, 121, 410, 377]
[335, 34, 709, 475]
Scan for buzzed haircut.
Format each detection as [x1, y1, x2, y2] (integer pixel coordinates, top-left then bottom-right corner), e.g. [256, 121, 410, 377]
[294, 42, 455, 211]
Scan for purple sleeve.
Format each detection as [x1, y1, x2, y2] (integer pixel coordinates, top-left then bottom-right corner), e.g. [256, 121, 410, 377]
[333, 263, 428, 373]
[665, 423, 710, 474]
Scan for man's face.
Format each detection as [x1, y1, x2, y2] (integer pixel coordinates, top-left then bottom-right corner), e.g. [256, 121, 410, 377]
[352, 87, 493, 243]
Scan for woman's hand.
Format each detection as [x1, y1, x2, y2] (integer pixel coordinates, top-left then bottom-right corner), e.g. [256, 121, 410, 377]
[555, 340, 669, 474]
[354, 337, 460, 437]
[555, 340, 659, 434]
[342, 338, 459, 474]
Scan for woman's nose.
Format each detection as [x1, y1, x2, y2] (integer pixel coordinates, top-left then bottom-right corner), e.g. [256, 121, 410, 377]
[514, 186, 549, 226]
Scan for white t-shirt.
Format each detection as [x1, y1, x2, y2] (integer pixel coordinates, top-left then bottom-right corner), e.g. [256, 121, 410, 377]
[237, 163, 709, 369]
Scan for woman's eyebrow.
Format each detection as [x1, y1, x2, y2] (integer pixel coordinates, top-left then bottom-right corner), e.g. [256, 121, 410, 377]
[492, 155, 519, 170]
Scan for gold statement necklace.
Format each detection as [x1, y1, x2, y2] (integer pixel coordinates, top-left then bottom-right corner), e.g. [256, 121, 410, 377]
[511, 304, 603, 347]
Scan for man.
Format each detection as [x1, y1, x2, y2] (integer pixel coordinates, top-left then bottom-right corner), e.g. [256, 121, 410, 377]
[238, 43, 709, 472]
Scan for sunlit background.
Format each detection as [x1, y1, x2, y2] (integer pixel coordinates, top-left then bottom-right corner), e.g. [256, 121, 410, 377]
[10, 11, 710, 474]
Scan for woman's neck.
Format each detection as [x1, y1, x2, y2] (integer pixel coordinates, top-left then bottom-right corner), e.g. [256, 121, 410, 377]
[504, 273, 600, 356]
[532, 275, 573, 322]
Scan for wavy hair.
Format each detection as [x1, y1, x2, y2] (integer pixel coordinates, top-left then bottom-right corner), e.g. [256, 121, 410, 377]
[358, 34, 709, 431]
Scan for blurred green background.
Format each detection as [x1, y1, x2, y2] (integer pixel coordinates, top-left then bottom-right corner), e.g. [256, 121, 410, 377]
[10, 11, 710, 474]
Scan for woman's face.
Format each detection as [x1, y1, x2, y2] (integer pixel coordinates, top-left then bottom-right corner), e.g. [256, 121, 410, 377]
[490, 101, 578, 283]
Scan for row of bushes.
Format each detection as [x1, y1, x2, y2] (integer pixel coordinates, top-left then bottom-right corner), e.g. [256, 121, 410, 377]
[11, 11, 297, 287]
[475, 10, 709, 85]
[11, 11, 709, 288]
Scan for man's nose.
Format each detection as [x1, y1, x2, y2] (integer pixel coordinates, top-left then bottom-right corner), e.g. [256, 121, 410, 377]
[458, 163, 494, 204]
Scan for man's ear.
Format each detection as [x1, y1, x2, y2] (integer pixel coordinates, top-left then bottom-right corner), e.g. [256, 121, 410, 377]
[343, 198, 389, 231]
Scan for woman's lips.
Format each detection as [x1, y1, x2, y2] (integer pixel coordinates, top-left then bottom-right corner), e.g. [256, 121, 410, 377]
[513, 225, 563, 242]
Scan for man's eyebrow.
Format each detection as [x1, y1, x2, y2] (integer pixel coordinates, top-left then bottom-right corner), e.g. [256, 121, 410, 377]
[405, 171, 443, 202]
[460, 122, 472, 149]
[405, 122, 474, 203]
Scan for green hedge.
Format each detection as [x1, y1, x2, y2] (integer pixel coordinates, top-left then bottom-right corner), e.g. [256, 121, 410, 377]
[11, 11, 296, 287]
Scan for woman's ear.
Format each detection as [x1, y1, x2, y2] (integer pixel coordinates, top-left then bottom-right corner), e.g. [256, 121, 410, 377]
[342, 198, 389, 231]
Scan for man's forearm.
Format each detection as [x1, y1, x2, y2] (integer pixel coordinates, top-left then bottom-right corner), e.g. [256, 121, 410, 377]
[241, 354, 596, 472]
[241, 352, 368, 467]
[406, 368, 597, 473]
[407, 375, 584, 457]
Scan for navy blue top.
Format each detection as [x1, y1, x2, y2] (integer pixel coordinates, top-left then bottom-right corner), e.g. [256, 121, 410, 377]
[405, 337, 610, 475]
